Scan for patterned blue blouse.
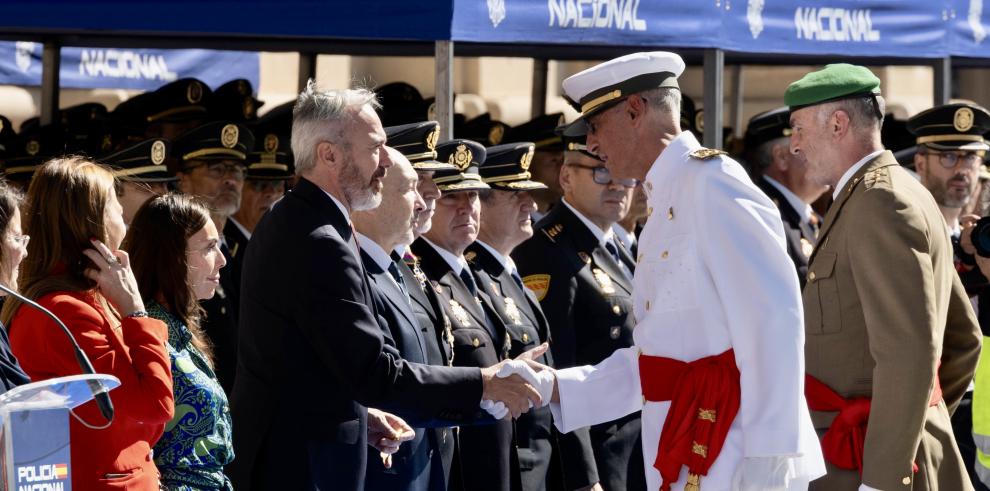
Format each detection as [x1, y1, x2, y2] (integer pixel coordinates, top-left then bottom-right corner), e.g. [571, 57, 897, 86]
[148, 302, 234, 491]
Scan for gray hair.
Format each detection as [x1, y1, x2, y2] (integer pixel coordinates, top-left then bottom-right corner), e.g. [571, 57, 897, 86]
[640, 87, 682, 127]
[817, 95, 886, 134]
[291, 80, 381, 175]
[753, 137, 787, 173]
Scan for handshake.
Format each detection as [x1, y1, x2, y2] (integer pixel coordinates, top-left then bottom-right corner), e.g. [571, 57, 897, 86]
[479, 344, 558, 419]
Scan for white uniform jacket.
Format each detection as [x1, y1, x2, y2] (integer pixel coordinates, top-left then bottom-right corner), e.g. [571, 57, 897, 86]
[550, 131, 826, 490]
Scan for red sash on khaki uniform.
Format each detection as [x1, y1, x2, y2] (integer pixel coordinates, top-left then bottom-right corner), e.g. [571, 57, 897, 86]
[804, 371, 942, 474]
[639, 350, 741, 491]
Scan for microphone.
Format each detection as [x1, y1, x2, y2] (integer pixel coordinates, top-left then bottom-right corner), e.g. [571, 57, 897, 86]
[0, 283, 114, 422]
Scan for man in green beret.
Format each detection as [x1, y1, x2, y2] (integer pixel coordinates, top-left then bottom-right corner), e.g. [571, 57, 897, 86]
[789, 64, 982, 491]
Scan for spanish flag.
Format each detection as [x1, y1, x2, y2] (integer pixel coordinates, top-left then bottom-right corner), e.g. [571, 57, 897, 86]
[53, 463, 67, 480]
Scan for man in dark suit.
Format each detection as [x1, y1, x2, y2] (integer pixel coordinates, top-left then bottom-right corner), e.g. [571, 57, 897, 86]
[513, 125, 645, 491]
[469, 141, 557, 491]
[173, 121, 254, 394]
[230, 84, 541, 491]
[744, 107, 828, 288]
[410, 138, 520, 491]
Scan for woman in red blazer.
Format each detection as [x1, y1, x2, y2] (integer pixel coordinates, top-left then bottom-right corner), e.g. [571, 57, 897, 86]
[3, 157, 173, 490]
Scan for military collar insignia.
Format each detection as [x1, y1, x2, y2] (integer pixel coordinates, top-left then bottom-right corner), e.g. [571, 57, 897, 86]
[448, 299, 472, 327]
[689, 148, 726, 160]
[503, 297, 522, 325]
[592, 267, 616, 294]
[221, 124, 239, 149]
[522, 274, 550, 301]
[542, 223, 564, 243]
[578, 251, 592, 265]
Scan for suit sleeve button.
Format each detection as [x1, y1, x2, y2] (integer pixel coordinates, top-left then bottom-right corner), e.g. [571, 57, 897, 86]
[808, 271, 817, 281]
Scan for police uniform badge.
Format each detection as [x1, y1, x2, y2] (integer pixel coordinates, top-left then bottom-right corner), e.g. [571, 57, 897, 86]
[25, 140, 39, 156]
[955, 107, 975, 132]
[221, 124, 239, 148]
[522, 274, 550, 301]
[503, 297, 522, 325]
[450, 144, 473, 171]
[187, 81, 203, 104]
[264, 134, 279, 153]
[592, 268, 616, 294]
[448, 299, 472, 327]
[151, 140, 166, 165]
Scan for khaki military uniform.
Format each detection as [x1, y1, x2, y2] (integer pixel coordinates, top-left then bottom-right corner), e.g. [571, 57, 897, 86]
[804, 151, 982, 490]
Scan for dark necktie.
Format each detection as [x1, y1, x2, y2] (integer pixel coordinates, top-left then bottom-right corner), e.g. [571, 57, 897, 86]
[388, 260, 411, 303]
[510, 270, 524, 290]
[459, 268, 478, 297]
[605, 238, 632, 276]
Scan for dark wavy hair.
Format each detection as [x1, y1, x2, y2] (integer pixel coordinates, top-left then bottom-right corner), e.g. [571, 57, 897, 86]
[122, 193, 214, 363]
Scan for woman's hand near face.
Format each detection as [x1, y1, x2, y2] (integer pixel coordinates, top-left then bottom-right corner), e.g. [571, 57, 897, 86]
[82, 238, 145, 316]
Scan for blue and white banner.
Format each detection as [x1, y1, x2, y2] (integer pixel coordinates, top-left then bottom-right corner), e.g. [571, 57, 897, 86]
[453, 0, 988, 59]
[0, 42, 260, 91]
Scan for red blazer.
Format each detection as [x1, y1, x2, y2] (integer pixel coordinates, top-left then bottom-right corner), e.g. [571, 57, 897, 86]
[9, 291, 173, 490]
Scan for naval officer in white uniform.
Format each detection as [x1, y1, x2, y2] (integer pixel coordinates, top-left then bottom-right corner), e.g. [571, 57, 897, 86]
[500, 52, 826, 491]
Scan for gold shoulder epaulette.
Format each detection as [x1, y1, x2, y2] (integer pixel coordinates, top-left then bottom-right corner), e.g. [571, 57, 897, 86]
[541, 223, 564, 243]
[689, 148, 727, 160]
[863, 166, 891, 189]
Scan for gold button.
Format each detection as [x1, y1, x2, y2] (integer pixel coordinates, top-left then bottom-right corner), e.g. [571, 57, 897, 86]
[612, 305, 621, 315]
[808, 271, 816, 281]
[661, 251, 669, 259]
[522, 333, 529, 342]
[902, 477, 911, 485]
[667, 207, 674, 220]
[646, 300, 651, 311]
[472, 338, 480, 347]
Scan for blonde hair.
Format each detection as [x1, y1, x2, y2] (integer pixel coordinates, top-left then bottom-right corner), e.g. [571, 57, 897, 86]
[1, 156, 118, 325]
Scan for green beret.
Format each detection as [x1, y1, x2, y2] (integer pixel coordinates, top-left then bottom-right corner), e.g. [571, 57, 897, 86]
[784, 64, 881, 110]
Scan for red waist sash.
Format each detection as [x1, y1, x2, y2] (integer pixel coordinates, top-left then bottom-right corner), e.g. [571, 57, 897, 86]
[639, 349, 740, 491]
[804, 371, 942, 474]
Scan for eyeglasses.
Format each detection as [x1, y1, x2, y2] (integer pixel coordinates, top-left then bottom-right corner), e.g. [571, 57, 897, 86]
[7, 234, 29, 248]
[566, 164, 640, 187]
[185, 162, 247, 181]
[248, 179, 287, 193]
[922, 151, 985, 169]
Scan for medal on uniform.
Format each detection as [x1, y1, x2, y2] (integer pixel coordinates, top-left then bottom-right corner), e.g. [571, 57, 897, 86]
[800, 237, 814, 258]
[448, 299, 472, 327]
[503, 297, 522, 325]
[592, 268, 616, 294]
[442, 314, 455, 365]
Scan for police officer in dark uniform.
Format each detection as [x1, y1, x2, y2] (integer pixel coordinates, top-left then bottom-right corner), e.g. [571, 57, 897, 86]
[513, 124, 645, 491]
[468, 141, 556, 491]
[209, 79, 264, 122]
[505, 114, 566, 221]
[173, 121, 254, 395]
[101, 137, 175, 225]
[410, 139, 519, 491]
[744, 107, 828, 288]
[4, 124, 63, 190]
[111, 78, 212, 140]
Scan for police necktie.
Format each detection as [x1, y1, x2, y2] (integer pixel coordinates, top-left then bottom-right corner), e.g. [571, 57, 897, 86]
[606, 239, 632, 276]
[388, 260, 412, 304]
[460, 268, 479, 297]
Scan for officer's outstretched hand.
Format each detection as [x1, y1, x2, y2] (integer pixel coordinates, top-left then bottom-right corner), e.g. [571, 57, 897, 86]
[481, 360, 543, 419]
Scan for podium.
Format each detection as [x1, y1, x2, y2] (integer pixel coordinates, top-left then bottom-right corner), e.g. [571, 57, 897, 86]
[0, 374, 120, 491]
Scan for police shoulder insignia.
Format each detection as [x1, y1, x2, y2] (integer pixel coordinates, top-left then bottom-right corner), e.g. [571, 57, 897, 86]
[689, 148, 726, 160]
[522, 274, 550, 301]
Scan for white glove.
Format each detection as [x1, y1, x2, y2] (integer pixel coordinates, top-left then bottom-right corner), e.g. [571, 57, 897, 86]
[495, 359, 555, 408]
[858, 485, 882, 491]
[480, 399, 508, 419]
[732, 456, 794, 491]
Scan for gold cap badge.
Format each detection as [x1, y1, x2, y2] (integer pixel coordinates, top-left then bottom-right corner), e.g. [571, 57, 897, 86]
[450, 144, 472, 171]
[520, 146, 535, 171]
[489, 125, 505, 145]
[221, 124, 239, 149]
[151, 140, 166, 165]
[426, 125, 440, 151]
[955, 107, 975, 132]
[26, 140, 39, 156]
[187, 81, 203, 104]
[264, 134, 279, 153]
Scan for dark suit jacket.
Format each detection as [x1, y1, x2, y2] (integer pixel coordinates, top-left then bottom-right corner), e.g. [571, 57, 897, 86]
[362, 248, 442, 491]
[229, 179, 483, 491]
[756, 177, 816, 289]
[467, 242, 555, 491]
[411, 238, 517, 491]
[513, 203, 646, 491]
